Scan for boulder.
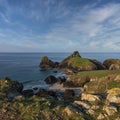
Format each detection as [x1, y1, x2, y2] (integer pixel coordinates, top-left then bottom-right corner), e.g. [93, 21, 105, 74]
[81, 93, 100, 102]
[103, 58, 120, 69]
[40, 56, 59, 69]
[44, 75, 57, 84]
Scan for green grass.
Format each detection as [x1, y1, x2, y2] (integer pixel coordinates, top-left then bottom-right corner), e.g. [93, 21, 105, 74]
[76, 70, 120, 78]
[68, 57, 95, 67]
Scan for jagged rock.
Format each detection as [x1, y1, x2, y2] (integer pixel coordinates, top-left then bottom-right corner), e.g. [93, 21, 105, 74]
[106, 88, 120, 104]
[103, 105, 117, 116]
[40, 56, 59, 68]
[44, 75, 57, 84]
[109, 64, 120, 70]
[103, 58, 120, 69]
[81, 93, 100, 102]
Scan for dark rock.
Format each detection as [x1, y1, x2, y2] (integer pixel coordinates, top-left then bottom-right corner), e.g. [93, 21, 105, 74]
[53, 70, 58, 73]
[57, 77, 66, 84]
[22, 89, 34, 97]
[36, 88, 48, 97]
[33, 87, 39, 91]
[44, 75, 57, 84]
[39, 56, 59, 69]
[48, 90, 57, 98]
[63, 89, 75, 99]
[36, 89, 57, 98]
[89, 59, 106, 70]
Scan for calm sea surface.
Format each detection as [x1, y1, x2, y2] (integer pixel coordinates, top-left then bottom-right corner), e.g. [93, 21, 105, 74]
[0, 53, 120, 89]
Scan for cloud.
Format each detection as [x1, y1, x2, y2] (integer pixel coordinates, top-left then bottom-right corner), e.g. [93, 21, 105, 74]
[0, 1, 120, 52]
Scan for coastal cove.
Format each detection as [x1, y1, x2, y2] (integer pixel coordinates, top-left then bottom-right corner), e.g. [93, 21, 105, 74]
[0, 52, 120, 89]
[0, 51, 120, 120]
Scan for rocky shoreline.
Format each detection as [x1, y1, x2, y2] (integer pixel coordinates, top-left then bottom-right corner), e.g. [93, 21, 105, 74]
[0, 51, 120, 120]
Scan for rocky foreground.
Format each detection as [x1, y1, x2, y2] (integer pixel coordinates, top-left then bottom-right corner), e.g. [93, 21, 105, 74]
[0, 51, 120, 120]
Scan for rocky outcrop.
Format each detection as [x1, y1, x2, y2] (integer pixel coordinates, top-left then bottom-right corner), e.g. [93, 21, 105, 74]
[103, 58, 120, 69]
[40, 56, 59, 69]
[59, 51, 97, 73]
[39, 51, 107, 73]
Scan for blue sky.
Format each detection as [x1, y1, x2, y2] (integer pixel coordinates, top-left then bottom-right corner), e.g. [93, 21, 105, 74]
[0, 0, 120, 52]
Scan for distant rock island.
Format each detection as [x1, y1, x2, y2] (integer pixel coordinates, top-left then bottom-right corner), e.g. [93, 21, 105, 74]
[0, 51, 120, 120]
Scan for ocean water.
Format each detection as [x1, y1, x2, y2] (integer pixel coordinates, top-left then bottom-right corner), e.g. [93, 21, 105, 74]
[0, 52, 120, 89]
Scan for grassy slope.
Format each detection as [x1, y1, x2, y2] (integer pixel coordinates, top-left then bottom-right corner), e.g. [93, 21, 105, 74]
[76, 70, 120, 78]
[68, 57, 95, 67]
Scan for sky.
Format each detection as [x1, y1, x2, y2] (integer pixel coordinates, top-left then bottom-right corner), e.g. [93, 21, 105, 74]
[0, 0, 120, 52]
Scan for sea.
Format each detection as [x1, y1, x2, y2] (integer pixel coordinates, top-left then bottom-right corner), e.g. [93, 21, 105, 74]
[0, 52, 120, 89]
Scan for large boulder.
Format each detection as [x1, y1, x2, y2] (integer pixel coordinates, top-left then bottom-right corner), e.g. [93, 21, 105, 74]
[103, 58, 120, 69]
[44, 75, 57, 84]
[39, 56, 59, 69]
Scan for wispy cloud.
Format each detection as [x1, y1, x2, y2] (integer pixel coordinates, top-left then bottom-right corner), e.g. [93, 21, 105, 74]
[0, 0, 120, 52]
